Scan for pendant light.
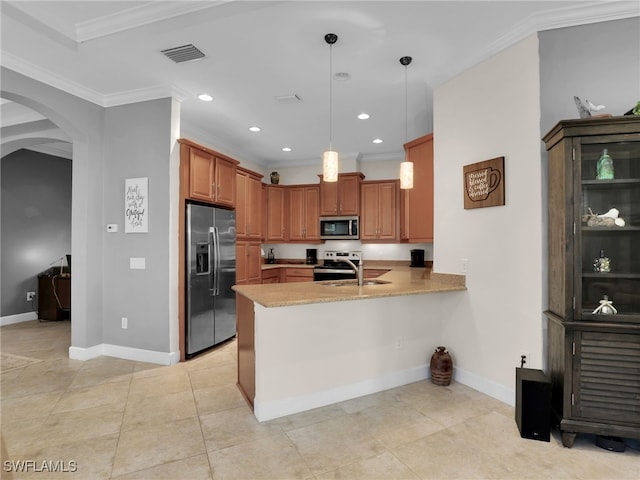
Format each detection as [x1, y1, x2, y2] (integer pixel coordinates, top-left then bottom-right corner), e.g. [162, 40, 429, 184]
[323, 33, 339, 182]
[399, 56, 414, 189]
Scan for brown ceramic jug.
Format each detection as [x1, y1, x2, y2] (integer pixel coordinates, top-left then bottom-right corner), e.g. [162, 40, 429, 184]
[430, 346, 452, 386]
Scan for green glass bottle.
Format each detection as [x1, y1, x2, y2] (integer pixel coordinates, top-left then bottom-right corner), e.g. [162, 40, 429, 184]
[596, 149, 614, 180]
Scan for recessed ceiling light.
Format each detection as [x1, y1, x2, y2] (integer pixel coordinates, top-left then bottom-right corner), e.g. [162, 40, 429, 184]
[373, 138, 383, 144]
[198, 94, 213, 102]
[334, 72, 350, 81]
[282, 147, 292, 152]
[248, 126, 261, 132]
[357, 113, 370, 120]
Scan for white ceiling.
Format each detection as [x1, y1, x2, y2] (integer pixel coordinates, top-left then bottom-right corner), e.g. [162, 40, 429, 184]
[1, 1, 638, 167]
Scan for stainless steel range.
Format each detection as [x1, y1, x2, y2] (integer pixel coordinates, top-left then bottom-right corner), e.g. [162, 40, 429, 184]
[313, 251, 362, 282]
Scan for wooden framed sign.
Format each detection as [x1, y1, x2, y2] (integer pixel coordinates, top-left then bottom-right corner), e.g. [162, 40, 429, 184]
[463, 156, 505, 209]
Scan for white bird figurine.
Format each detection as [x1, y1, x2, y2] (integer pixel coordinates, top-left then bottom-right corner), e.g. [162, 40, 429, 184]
[586, 99, 606, 113]
[598, 208, 620, 218]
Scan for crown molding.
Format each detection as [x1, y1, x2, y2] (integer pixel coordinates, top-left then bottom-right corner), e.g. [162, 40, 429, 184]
[76, 1, 232, 42]
[482, 1, 640, 67]
[1, 52, 105, 105]
[2, 52, 190, 108]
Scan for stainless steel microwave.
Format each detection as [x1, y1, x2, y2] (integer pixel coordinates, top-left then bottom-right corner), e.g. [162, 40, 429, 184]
[320, 216, 359, 240]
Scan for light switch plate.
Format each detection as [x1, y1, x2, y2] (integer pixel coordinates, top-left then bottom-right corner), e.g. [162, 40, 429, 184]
[130, 257, 146, 269]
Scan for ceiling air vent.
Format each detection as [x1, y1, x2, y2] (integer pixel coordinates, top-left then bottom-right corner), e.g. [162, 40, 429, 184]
[161, 44, 205, 63]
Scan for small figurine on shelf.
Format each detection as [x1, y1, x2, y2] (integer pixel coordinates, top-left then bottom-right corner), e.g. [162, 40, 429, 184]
[596, 149, 614, 180]
[592, 295, 617, 315]
[593, 249, 611, 273]
[582, 208, 626, 227]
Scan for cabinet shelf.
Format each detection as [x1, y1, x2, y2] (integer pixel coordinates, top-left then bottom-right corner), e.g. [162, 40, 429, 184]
[579, 312, 640, 323]
[581, 226, 640, 231]
[581, 273, 640, 279]
[582, 178, 640, 186]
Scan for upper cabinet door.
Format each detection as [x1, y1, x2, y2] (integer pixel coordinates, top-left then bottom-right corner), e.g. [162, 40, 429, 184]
[214, 156, 237, 207]
[319, 178, 338, 215]
[288, 185, 321, 242]
[247, 175, 263, 238]
[189, 147, 215, 202]
[265, 185, 287, 242]
[236, 169, 264, 240]
[182, 139, 237, 207]
[402, 134, 434, 242]
[338, 174, 362, 216]
[360, 181, 399, 242]
[319, 172, 364, 216]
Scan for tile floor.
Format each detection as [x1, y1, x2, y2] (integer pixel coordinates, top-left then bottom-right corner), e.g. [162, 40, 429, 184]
[1, 319, 638, 479]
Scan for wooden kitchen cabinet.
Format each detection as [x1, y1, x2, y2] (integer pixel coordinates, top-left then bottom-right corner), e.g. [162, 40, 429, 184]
[319, 172, 364, 216]
[179, 139, 238, 207]
[265, 185, 287, 242]
[543, 116, 640, 447]
[283, 267, 314, 283]
[261, 268, 280, 284]
[288, 185, 321, 242]
[401, 134, 433, 242]
[236, 241, 262, 285]
[236, 167, 263, 240]
[360, 180, 400, 242]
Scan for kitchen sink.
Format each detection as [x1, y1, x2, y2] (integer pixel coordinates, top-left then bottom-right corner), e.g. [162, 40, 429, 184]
[321, 279, 391, 287]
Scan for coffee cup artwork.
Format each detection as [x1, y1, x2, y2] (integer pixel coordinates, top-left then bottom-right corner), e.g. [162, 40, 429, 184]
[463, 157, 505, 209]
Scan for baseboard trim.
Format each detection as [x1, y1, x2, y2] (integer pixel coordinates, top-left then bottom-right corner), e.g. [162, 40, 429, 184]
[453, 366, 515, 406]
[1, 312, 38, 326]
[254, 365, 430, 422]
[253, 364, 514, 422]
[69, 343, 180, 365]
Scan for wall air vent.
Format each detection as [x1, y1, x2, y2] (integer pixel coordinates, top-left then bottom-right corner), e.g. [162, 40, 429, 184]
[161, 44, 205, 63]
[274, 94, 302, 104]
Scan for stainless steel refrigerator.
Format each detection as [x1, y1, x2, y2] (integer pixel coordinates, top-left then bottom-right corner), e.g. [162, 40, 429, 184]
[186, 203, 236, 357]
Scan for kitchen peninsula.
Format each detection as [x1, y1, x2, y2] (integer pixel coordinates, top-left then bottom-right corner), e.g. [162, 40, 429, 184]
[233, 266, 465, 421]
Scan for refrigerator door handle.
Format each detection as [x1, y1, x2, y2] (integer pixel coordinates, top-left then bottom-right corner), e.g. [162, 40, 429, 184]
[212, 227, 221, 295]
[208, 228, 215, 295]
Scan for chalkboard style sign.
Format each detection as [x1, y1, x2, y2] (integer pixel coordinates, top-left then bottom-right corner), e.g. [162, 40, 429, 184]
[463, 156, 505, 209]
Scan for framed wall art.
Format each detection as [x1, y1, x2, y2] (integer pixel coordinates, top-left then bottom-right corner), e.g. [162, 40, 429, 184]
[463, 156, 505, 209]
[125, 177, 148, 233]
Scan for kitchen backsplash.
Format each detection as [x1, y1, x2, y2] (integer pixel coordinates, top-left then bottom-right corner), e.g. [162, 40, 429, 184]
[261, 241, 433, 263]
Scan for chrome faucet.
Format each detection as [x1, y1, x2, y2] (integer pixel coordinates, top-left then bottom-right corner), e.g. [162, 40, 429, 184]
[336, 258, 364, 286]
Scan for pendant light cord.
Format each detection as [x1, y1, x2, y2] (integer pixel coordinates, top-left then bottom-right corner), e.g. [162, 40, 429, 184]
[404, 62, 408, 144]
[399, 56, 412, 145]
[329, 41, 333, 151]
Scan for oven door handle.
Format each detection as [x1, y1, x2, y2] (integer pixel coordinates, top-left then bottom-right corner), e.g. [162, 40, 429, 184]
[314, 268, 356, 275]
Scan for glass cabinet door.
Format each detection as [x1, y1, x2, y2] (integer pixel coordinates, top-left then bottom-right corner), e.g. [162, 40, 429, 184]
[577, 137, 640, 321]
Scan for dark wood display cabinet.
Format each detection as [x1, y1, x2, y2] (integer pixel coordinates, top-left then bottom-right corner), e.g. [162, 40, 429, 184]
[543, 116, 640, 448]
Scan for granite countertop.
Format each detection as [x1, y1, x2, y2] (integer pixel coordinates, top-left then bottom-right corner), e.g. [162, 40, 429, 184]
[233, 265, 466, 308]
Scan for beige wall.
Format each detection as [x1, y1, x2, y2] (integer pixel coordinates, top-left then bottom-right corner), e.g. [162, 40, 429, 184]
[433, 34, 542, 400]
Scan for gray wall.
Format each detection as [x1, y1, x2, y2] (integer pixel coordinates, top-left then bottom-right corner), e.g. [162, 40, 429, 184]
[1, 67, 176, 357]
[539, 17, 640, 134]
[102, 99, 173, 352]
[1, 149, 72, 316]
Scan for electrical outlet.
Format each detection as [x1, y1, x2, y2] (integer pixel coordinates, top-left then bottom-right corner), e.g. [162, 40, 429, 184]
[122, 317, 128, 329]
[26, 291, 36, 301]
[461, 258, 469, 274]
